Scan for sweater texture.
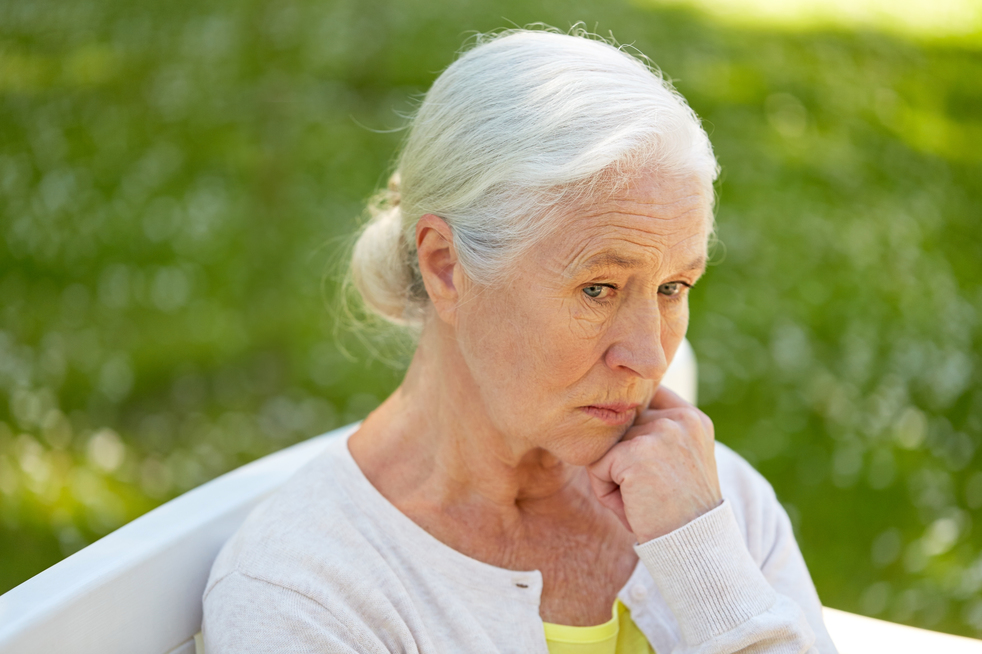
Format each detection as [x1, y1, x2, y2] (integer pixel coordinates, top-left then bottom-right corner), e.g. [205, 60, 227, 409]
[203, 433, 837, 653]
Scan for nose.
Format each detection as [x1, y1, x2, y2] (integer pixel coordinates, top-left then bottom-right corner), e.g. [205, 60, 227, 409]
[603, 301, 669, 380]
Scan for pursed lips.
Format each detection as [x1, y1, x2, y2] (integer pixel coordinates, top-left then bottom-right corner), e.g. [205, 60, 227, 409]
[580, 402, 640, 425]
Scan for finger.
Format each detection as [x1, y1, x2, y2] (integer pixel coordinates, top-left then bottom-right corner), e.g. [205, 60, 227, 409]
[587, 469, 619, 504]
[698, 412, 714, 440]
[633, 407, 690, 426]
[588, 446, 617, 485]
[587, 465, 621, 509]
[633, 404, 702, 427]
[649, 384, 691, 411]
[587, 468, 630, 531]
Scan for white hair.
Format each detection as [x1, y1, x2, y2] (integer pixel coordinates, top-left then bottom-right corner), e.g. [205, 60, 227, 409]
[349, 27, 719, 327]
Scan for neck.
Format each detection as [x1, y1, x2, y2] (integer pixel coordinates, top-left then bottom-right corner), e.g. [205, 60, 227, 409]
[348, 316, 585, 522]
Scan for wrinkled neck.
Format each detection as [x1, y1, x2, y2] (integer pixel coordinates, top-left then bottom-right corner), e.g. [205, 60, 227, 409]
[349, 315, 585, 522]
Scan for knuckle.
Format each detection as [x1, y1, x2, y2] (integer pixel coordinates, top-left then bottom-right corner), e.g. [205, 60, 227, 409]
[652, 417, 676, 431]
[628, 433, 661, 457]
[677, 407, 703, 427]
[678, 408, 714, 437]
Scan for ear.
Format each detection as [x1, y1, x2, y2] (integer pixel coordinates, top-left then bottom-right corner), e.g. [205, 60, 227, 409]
[416, 214, 463, 324]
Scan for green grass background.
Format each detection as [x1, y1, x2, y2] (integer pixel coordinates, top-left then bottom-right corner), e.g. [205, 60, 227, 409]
[1, 0, 981, 638]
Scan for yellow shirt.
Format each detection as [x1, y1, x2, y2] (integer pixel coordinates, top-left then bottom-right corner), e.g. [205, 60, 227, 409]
[543, 600, 656, 654]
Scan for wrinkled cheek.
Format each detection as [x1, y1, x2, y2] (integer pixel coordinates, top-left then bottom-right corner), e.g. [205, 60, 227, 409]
[473, 331, 566, 436]
[458, 302, 541, 399]
[566, 303, 612, 342]
[523, 325, 603, 399]
[459, 313, 517, 376]
[662, 305, 690, 361]
[455, 292, 600, 429]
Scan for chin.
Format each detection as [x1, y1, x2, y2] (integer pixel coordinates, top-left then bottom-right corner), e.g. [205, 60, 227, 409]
[553, 425, 629, 467]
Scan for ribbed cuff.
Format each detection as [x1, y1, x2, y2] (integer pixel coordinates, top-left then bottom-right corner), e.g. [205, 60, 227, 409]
[634, 500, 777, 645]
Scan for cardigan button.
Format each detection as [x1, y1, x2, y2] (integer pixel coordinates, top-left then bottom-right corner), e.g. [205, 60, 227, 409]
[629, 584, 648, 602]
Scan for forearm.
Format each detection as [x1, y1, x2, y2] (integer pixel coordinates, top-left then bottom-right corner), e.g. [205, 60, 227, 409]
[635, 501, 821, 654]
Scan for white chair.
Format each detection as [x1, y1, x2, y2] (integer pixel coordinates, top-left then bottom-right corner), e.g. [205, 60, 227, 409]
[0, 340, 978, 653]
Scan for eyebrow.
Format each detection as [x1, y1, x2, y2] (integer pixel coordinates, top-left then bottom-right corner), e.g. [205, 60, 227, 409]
[578, 252, 646, 271]
[681, 256, 707, 275]
[573, 252, 707, 277]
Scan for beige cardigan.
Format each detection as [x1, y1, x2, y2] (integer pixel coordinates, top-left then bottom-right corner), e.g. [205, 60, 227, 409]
[202, 433, 837, 653]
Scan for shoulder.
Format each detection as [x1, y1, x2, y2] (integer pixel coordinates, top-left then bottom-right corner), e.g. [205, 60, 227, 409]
[203, 570, 392, 654]
[203, 437, 419, 651]
[713, 441, 791, 565]
[204, 437, 397, 612]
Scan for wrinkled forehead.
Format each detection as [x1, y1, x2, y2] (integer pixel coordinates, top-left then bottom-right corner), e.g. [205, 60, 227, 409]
[600, 169, 713, 220]
[548, 172, 713, 274]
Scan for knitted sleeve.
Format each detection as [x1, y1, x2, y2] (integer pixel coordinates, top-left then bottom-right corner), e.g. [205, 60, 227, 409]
[633, 444, 837, 654]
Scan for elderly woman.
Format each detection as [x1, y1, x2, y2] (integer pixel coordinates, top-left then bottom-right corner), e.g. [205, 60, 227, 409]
[203, 29, 836, 654]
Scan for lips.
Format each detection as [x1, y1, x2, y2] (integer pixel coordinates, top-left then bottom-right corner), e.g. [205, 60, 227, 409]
[580, 402, 640, 426]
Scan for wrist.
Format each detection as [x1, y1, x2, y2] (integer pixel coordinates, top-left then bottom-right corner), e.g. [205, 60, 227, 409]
[633, 496, 723, 543]
[634, 500, 776, 644]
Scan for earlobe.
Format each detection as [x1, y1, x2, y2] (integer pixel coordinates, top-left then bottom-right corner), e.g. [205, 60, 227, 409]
[416, 214, 460, 323]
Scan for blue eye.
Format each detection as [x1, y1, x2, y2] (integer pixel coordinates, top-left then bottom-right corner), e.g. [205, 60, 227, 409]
[658, 282, 685, 297]
[583, 285, 605, 298]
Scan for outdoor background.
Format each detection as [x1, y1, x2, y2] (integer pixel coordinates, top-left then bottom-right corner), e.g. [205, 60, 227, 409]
[1, 0, 981, 638]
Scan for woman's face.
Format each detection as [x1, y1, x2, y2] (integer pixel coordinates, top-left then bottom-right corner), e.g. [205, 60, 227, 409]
[454, 170, 712, 466]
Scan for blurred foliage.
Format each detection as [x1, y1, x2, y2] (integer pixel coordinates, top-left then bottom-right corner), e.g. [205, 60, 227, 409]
[646, 0, 982, 44]
[1, 0, 980, 639]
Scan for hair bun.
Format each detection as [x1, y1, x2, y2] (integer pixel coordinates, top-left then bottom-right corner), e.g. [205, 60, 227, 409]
[349, 176, 417, 325]
[387, 172, 401, 207]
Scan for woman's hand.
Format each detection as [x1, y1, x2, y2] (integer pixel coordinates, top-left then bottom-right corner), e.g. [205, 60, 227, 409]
[587, 385, 723, 543]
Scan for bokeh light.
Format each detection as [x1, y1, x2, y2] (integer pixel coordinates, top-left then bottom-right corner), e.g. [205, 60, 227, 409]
[1, 0, 980, 639]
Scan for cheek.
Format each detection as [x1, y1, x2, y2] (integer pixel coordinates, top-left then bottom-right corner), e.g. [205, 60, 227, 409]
[567, 296, 615, 340]
[455, 287, 539, 382]
[523, 294, 609, 386]
[457, 289, 599, 401]
[661, 300, 690, 354]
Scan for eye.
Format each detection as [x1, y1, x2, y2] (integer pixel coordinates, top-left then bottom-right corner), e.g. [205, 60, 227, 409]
[582, 284, 611, 300]
[658, 282, 689, 297]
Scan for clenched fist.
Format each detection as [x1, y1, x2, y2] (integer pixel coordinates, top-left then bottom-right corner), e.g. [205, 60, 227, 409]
[588, 385, 723, 543]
